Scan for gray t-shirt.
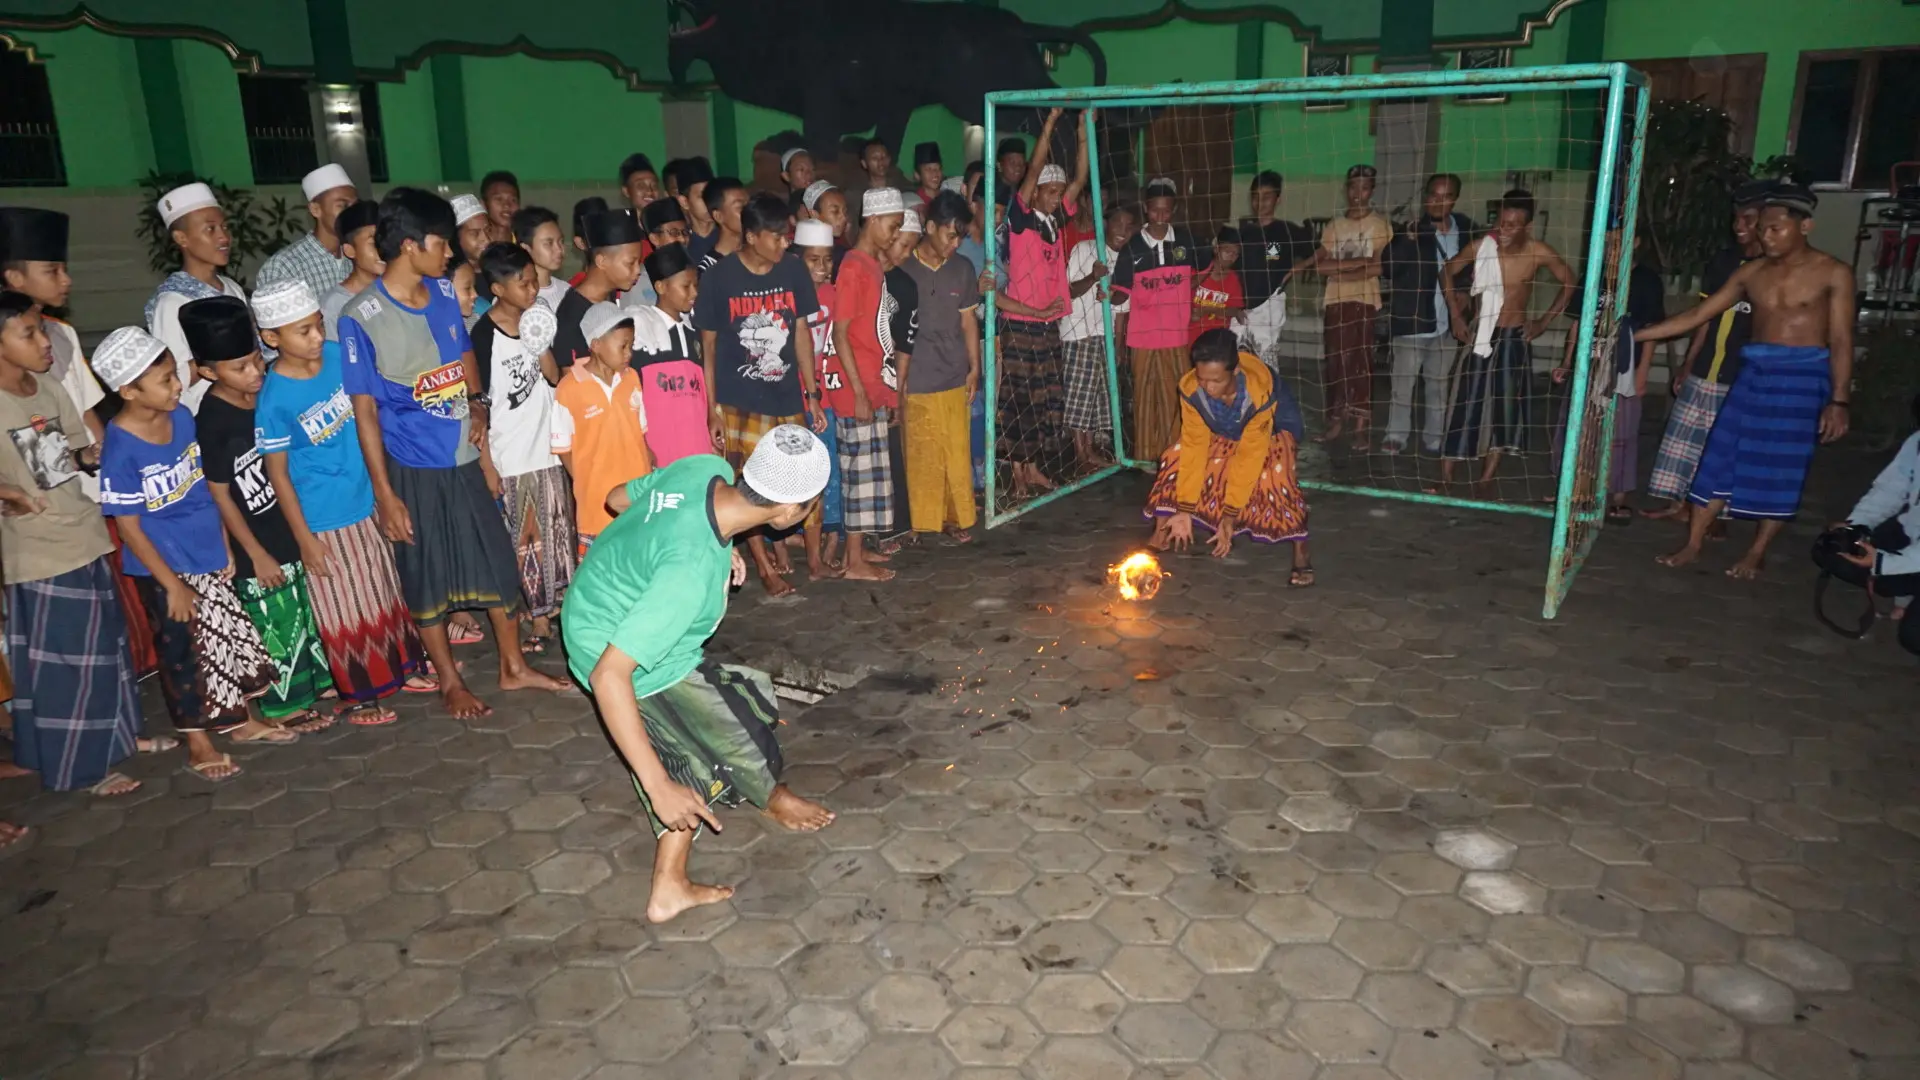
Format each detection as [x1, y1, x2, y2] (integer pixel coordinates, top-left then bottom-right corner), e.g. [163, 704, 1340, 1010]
[320, 282, 357, 342]
[898, 250, 981, 394]
[0, 374, 114, 583]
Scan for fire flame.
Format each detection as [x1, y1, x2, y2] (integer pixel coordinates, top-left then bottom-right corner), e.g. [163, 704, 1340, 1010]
[1108, 551, 1167, 601]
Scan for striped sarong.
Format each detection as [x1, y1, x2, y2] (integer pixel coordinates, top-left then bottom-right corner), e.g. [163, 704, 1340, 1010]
[4, 557, 141, 791]
[386, 459, 525, 626]
[836, 411, 892, 533]
[1443, 326, 1530, 460]
[1688, 344, 1831, 520]
[137, 572, 278, 732]
[502, 464, 577, 618]
[234, 563, 335, 720]
[1144, 430, 1310, 544]
[996, 317, 1065, 465]
[629, 661, 785, 837]
[307, 515, 424, 703]
[1062, 336, 1112, 433]
[1647, 377, 1729, 502]
[1130, 346, 1187, 464]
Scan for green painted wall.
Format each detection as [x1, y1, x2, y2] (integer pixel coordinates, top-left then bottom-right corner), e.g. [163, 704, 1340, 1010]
[22, 28, 154, 189]
[1601, 0, 1920, 158]
[457, 53, 665, 185]
[377, 68, 441, 185]
[1439, 17, 1569, 174]
[175, 39, 254, 186]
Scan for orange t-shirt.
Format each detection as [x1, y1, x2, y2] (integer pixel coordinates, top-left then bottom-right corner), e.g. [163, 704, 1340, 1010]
[550, 365, 651, 536]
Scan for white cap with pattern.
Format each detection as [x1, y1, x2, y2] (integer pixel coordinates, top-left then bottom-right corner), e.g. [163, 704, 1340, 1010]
[861, 188, 905, 217]
[580, 300, 637, 345]
[451, 194, 485, 225]
[301, 163, 355, 203]
[1037, 164, 1068, 187]
[157, 182, 220, 227]
[900, 208, 923, 234]
[250, 279, 320, 329]
[793, 220, 835, 248]
[520, 297, 559, 357]
[92, 326, 169, 391]
[802, 180, 835, 211]
[939, 176, 966, 194]
[741, 424, 831, 505]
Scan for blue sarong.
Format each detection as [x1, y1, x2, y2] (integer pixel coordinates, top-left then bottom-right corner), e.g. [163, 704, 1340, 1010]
[1688, 343, 1830, 520]
[818, 407, 844, 532]
[4, 556, 141, 790]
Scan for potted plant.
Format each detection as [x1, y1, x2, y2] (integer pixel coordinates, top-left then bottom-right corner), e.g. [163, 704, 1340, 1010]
[1638, 99, 1753, 290]
[134, 171, 306, 288]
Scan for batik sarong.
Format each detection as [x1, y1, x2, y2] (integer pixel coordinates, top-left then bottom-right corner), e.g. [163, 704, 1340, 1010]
[136, 572, 277, 732]
[306, 515, 423, 702]
[502, 464, 577, 618]
[1144, 430, 1310, 544]
[997, 317, 1065, 466]
[234, 563, 335, 719]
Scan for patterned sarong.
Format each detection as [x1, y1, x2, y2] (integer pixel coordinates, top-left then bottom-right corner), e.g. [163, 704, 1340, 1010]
[718, 407, 802, 472]
[997, 317, 1065, 465]
[1144, 430, 1310, 544]
[235, 563, 335, 719]
[1647, 377, 1729, 502]
[1130, 347, 1187, 463]
[137, 572, 278, 732]
[836, 411, 893, 533]
[306, 515, 424, 702]
[1688, 344, 1831, 520]
[629, 661, 785, 837]
[1062, 336, 1112, 433]
[502, 464, 577, 618]
[4, 557, 141, 790]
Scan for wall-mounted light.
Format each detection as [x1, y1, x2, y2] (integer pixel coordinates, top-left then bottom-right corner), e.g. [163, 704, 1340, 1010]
[321, 85, 360, 135]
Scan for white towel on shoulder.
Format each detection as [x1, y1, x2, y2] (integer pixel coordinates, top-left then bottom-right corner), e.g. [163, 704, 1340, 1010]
[1470, 235, 1503, 358]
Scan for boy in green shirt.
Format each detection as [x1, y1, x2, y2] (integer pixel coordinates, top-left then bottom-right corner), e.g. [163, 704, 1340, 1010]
[562, 429, 836, 923]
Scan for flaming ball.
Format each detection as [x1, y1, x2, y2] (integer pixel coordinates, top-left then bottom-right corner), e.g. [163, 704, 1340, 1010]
[1108, 551, 1167, 601]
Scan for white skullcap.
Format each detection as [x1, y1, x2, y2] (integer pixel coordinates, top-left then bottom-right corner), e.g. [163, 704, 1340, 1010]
[157, 182, 220, 227]
[92, 326, 169, 391]
[580, 300, 637, 344]
[793, 220, 835, 248]
[741, 424, 830, 505]
[300, 164, 355, 203]
[939, 176, 966, 194]
[900, 208, 923, 234]
[451, 194, 486, 225]
[781, 148, 810, 170]
[802, 180, 835, 211]
[1037, 164, 1068, 187]
[862, 188, 905, 217]
[250, 279, 320, 329]
[520, 297, 558, 357]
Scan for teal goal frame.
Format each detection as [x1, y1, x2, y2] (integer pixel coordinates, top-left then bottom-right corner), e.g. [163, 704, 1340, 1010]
[980, 62, 1651, 619]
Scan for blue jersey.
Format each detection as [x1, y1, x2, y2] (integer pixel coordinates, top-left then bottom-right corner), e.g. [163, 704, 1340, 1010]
[339, 277, 477, 469]
[98, 405, 227, 576]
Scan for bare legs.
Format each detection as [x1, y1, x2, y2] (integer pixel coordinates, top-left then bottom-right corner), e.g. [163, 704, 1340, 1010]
[644, 783, 833, 923]
[1657, 500, 1784, 579]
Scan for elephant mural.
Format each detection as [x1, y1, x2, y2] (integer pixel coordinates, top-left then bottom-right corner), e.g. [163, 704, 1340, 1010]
[667, 0, 1108, 159]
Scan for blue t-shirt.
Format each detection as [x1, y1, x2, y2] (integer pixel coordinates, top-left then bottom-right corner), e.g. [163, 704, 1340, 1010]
[257, 341, 377, 533]
[339, 277, 477, 469]
[98, 405, 228, 577]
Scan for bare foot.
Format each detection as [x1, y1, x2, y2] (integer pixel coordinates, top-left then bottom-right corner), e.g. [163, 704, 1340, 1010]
[1725, 552, 1765, 580]
[1316, 421, 1345, 444]
[646, 877, 735, 923]
[1148, 525, 1172, 551]
[766, 785, 836, 831]
[0, 762, 33, 780]
[1656, 545, 1703, 569]
[441, 686, 494, 719]
[500, 667, 570, 693]
[842, 562, 896, 582]
[1639, 503, 1686, 520]
[0, 821, 27, 847]
[809, 559, 845, 581]
[759, 573, 796, 598]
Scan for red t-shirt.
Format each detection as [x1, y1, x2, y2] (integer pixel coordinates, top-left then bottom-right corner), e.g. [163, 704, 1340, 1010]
[810, 279, 840, 404]
[828, 250, 897, 413]
[1190, 267, 1244, 342]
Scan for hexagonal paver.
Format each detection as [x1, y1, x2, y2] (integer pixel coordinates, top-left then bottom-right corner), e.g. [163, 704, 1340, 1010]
[1459, 996, 1565, 1062]
[764, 1002, 866, 1066]
[1025, 973, 1126, 1034]
[1586, 941, 1685, 995]
[1176, 919, 1272, 973]
[1526, 966, 1629, 1025]
[1269, 944, 1364, 1000]
[860, 973, 957, 1032]
[1425, 943, 1524, 996]
[530, 967, 624, 1026]
[937, 1005, 1042, 1066]
[1285, 1001, 1392, 1063]
[1104, 945, 1202, 1002]
[1434, 830, 1517, 870]
[1112, 1002, 1216, 1063]
[1359, 971, 1461, 1028]
[1691, 964, 1798, 1024]
[1744, 937, 1852, 992]
[1279, 795, 1357, 833]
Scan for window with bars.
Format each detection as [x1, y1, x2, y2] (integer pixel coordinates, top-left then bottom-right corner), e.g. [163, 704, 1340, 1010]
[1790, 48, 1920, 190]
[237, 74, 388, 186]
[0, 45, 66, 187]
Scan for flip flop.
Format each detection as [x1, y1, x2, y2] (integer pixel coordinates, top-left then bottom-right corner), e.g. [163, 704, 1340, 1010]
[342, 704, 399, 726]
[230, 724, 300, 745]
[181, 755, 242, 783]
[520, 636, 549, 656]
[87, 771, 142, 796]
[137, 736, 180, 754]
[447, 622, 486, 646]
[1289, 566, 1317, 589]
[281, 710, 336, 734]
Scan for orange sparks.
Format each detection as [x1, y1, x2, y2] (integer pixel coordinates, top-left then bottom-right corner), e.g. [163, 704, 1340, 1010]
[1107, 550, 1167, 601]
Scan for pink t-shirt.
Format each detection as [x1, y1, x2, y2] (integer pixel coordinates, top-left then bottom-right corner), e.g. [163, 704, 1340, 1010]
[1003, 192, 1076, 324]
[630, 307, 712, 466]
[1114, 228, 1203, 350]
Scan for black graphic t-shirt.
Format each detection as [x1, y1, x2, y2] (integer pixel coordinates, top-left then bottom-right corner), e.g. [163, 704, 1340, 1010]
[197, 393, 299, 579]
[551, 288, 594, 371]
[1238, 217, 1315, 300]
[691, 252, 820, 417]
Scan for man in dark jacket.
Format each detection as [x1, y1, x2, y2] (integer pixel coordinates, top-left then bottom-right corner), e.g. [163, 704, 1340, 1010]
[1381, 174, 1475, 455]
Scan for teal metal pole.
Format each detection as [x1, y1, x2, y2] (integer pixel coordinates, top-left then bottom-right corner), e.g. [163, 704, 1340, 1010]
[982, 104, 1001, 528]
[984, 65, 1636, 107]
[992, 81, 1611, 111]
[1543, 62, 1630, 618]
[987, 464, 1126, 528]
[1298, 481, 1557, 519]
[1086, 108, 1131, 470]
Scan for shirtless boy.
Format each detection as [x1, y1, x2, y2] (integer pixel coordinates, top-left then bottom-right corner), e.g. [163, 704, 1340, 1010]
[1438, 189, 1573, 496]
[1638, 184, 1853, 579]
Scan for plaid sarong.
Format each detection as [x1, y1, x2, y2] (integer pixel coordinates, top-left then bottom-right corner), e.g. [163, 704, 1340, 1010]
[719, 406, 802, 472]
[1647, 377, 1727, 502]
[4, 556, 141, 791]
[1688, 344, 1830, 520]
[1062, 336, 1112, 433]
[629, 661, 785, 838]
[836, 411, 893, 533]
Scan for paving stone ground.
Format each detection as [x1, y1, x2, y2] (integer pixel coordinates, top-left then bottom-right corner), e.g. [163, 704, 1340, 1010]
[1, 461, 1916, 1080]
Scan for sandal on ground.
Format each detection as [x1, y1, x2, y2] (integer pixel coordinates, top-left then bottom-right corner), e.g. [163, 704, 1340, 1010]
[1289, 566, 1317, 589]
[230, 724, 299, 745]
[88, 771, 142, 796]
[520, 635, 549, 656]
[942, 528, 974, 546]
[0, 821, 28, 848]
[181, 755, 241, 782]
[137, 736, 180, 754]
[342, 704, 399, 726]
[1604, 505, 1634, 524]
[280, 710, 335, 734]
[447, 622, 485, 646]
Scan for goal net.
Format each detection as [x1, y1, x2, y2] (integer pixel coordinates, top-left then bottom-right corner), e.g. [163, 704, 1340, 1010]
[980, 63, 1650, 618]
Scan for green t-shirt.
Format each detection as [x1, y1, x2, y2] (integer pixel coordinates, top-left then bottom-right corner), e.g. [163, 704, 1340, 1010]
[562, 454, 735, 698]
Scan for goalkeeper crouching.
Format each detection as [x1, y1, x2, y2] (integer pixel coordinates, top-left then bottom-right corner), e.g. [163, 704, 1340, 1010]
[1144, 329, 1315, 586]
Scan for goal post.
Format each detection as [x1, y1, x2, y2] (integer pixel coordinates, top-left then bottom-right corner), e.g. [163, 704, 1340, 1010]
[978, 62, 1651, 618]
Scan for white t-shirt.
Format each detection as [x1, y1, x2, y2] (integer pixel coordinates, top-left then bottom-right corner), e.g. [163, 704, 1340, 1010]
[1061, 240, 1128, 342]
[538, 278, 572, 313]
[471, 312, 562, 478]
[147, 274, 246, 413]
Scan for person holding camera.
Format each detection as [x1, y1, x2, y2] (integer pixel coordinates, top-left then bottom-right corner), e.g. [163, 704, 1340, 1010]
[1815, 395, 1920, 657]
